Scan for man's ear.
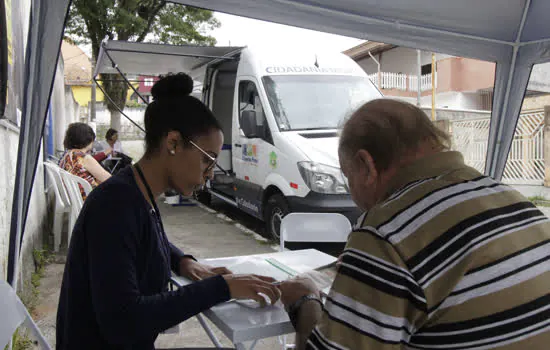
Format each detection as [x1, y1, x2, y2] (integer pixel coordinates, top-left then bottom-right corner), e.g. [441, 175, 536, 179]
[356, 149, 378, 184]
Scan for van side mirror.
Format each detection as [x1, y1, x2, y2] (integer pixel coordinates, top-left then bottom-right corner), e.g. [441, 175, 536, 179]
[240, 110, 258, 138]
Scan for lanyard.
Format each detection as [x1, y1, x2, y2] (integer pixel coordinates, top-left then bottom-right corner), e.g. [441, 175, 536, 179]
[134, 164, 171, 267]
[135, 165, 162, 219]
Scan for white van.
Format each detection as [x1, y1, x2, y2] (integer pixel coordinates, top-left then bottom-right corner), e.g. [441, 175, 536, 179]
[193, 46, 382, 239]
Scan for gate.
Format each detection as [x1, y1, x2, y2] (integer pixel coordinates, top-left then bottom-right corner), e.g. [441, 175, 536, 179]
[451, 110, 545, 185]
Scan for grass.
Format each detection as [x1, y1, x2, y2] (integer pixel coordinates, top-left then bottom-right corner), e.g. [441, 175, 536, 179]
[6, 329, 35, 350]
[528, 195, 550, 207]
[7, 249, 52, 350]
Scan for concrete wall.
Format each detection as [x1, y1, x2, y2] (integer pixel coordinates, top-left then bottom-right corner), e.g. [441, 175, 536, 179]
[70, 83, 139, 107]
[1, 59, 72, 301]
[387, 91, 489, 110]
[51, 60, 81, 156]
[0, 120, 48, 288]
[93, 104, 146, 140]
[437, 57, 495, 93]
[357, 47, 451, 75]
[0, 120, 21, 279]
[528, 62, 550, 93]
[421, 107, 491, 122]
[522, 94, 550, 111]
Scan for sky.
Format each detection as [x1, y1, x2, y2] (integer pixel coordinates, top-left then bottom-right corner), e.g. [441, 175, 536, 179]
[211, 12, 364, 52]
[79, 12, 365, 58]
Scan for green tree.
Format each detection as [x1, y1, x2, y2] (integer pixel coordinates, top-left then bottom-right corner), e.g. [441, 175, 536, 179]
[65, 1, 220, 129]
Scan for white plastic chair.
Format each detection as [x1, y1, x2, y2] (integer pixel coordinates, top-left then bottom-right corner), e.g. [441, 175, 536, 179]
[279, 212, 352, 252]
[0, 279, 51, 349]
[44, 162, 71, 252]
[279, 212, 352, 349]
[58, 169, 92, 242]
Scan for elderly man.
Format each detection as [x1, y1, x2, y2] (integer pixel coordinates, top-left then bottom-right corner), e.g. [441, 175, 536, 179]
[280, 99, 550, 349]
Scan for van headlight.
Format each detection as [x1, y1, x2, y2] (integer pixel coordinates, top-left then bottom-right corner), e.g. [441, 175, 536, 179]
[298, 162, 349, 194]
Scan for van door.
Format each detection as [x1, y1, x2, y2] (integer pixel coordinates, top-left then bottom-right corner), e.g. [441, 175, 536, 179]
[232, 78, 275, 218]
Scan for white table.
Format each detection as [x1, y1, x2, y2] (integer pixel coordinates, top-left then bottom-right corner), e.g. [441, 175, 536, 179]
[170, 249, 336, 350]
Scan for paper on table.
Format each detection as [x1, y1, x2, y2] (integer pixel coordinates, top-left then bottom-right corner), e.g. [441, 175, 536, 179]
[226, 257, 293, 282]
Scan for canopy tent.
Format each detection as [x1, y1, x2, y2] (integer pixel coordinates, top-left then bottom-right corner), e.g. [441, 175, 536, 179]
[93, 40, 243, 107]
[171, 0, 550, 180]
[7, 0, 550, 285]
[6, 0, 71, 285]
[94, 40, 243, 78]
[92, 40, 243, 132]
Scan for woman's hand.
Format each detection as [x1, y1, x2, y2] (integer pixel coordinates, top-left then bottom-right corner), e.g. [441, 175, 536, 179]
[223, 274, 281, 307]
[179, 257, 232, 281]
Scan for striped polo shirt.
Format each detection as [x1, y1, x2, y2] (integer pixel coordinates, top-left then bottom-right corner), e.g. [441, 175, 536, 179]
[308, 151, 550, 349]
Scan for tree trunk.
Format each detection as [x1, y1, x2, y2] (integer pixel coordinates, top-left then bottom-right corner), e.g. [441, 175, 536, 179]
[101, 73, 129, 131]
[110, 110, 121, 130]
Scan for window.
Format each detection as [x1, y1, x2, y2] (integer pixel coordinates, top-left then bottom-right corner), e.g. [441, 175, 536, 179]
[238, 80, 272, 143]
[262, 75, 380, 131]
[421, 63, 432, 75]
[144, 78, 154, 87]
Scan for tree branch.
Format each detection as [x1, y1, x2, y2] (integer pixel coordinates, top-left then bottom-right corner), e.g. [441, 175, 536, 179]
[136, 0, 166, 42]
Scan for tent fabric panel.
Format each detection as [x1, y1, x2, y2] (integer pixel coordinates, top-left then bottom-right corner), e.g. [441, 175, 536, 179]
[98, 50, 208, 76]
[485, 58, 531, 179]
[95, 40, 243, 76]
[104, 40, 241, 56]
[485, 41, 550, 179]
[521, 1, 550, 42]
[284, 0, 525, 42]
[170, 0, 514, 63]
[7, 0, 72, 285]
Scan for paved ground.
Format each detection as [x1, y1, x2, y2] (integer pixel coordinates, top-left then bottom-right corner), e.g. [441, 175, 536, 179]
[511, 184, 550, 199]
[33, 200, 291, 349]
[30, 178, 550, 349]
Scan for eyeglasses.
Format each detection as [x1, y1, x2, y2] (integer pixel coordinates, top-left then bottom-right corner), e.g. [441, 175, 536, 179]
[188, 140, 218, 174]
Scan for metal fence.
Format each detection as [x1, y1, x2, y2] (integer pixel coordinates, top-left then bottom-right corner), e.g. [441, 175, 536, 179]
[451, 110, 545, 185]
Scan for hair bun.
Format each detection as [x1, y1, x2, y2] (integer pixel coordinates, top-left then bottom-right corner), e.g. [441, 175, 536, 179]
[151, 72, 194, 100]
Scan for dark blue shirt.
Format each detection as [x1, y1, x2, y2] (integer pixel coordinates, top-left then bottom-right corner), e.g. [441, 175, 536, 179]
[56, 166, 230, 349]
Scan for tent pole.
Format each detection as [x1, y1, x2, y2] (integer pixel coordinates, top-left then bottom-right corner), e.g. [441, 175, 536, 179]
[102, 49, 149, 106]
[431, 53, 436, 120]
[417, 49, 421, 106]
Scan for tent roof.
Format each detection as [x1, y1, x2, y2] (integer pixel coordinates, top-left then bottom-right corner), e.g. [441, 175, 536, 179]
[94, 40, 244, 77]
[169, 0, 550, 180]
[170, 0, 550, 64]
[9, 0, 550, 286]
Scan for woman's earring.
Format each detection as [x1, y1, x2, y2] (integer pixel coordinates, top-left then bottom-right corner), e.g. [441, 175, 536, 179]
[169, 149, 176, 155]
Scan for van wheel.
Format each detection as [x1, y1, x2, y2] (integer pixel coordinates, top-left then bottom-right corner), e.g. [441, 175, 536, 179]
[265, 194, 289, 242]
[194, 190, 211, 206]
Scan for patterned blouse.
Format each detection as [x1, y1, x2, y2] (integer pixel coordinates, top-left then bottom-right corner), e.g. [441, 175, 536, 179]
[59, 150, 99, 200]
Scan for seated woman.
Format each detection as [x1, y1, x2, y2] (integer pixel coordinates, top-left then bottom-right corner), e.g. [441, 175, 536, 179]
[104, 128, 123, 156]
[59, 123, 111, 199]
[100, 128, 133, 174]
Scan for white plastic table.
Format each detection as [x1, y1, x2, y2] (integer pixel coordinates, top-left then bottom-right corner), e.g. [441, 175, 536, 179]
[170, 249, 336, 350]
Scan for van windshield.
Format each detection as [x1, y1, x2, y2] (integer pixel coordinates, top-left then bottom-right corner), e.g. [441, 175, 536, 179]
[262, 75, 380, 131]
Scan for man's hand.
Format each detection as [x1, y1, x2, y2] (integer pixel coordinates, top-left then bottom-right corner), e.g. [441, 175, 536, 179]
[223, 274, 281, 307]
[278, 276, 320, 308]
[179, 257, 232, 281]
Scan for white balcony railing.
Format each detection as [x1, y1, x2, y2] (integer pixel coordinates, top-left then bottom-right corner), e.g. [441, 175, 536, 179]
[368, 72, 437, 92]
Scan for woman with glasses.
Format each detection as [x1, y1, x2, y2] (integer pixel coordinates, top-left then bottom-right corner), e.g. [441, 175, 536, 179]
[56, 73, 280, 350]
